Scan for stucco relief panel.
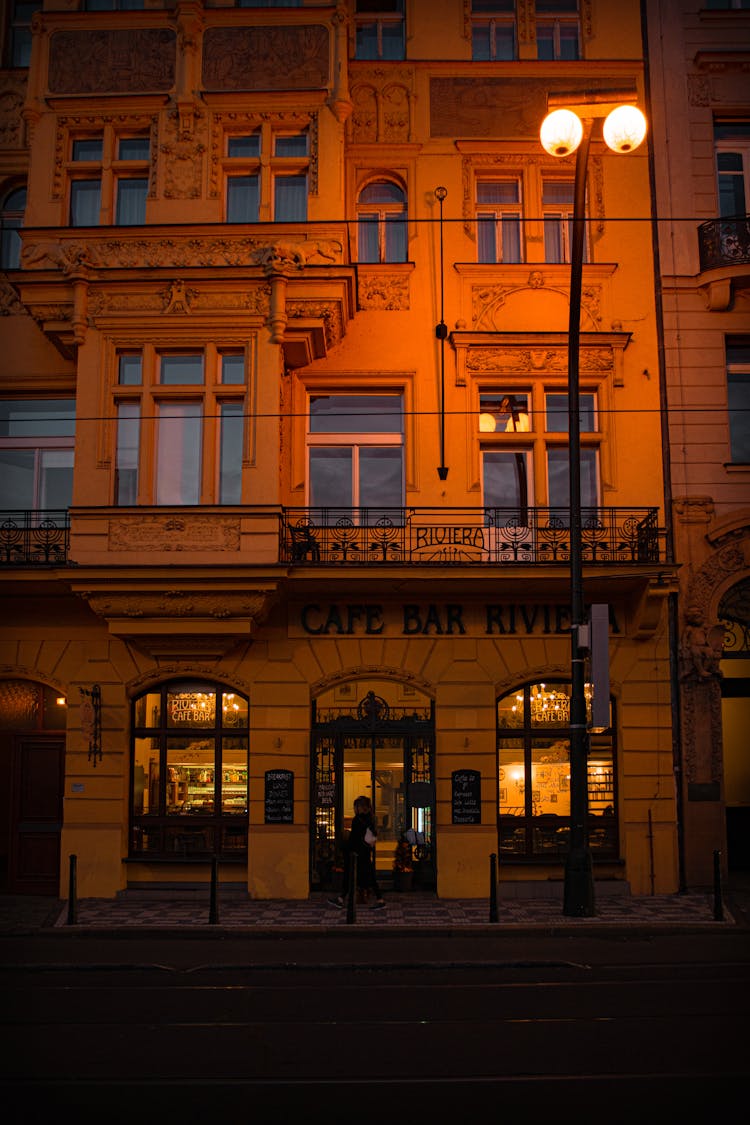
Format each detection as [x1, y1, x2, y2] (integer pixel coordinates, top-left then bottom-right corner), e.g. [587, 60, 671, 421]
[109, 516, 240, 553]
[48, 29, 176, 94]
[202, 25, 329, 91]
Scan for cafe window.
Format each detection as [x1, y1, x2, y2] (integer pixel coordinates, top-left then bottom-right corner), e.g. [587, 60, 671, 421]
[497, 681, 617, 860]
[130, 680, 249, 860]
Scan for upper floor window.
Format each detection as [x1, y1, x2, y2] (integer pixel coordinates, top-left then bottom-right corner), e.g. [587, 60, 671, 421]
[471, 0, 516, 60]
[355, 0, 405, 60]
[1, 186, 26, 269]
[113, 347, 247, 506]
[715, 122, 750, 218]
[727, 338, 750, 464]
[85, 0, 145, 9]
[0, 399, 75, 511]
[224, 126, 309, 223]
[307, 394, 404, 520]
[535, 0, 580, 60]
[68, 131, 150, 227]
[357, 181, 407, 262]
[705, 0, 750, 8]
[478, 386, 600, 513]
[476, 180, 522, 263]
[542, 179, 587, 264]
[237, 1, 301, 6]
[7, 2, 39, 68]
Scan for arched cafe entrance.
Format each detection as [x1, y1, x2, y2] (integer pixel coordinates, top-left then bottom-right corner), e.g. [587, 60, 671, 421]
[310, 679, 435, 893]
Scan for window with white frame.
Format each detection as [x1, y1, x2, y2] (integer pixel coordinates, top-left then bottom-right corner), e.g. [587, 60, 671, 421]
[535, 0, 580, 60]
[307, 394, 404, 521]
[715, 122, 750, 218]
[224, 126, 309, 223]
[471, 0, 516, 61]
[542, 179, 587, 264]
[68, 131, 150, 227]
[727, 338, 750, 464]
[357, 181, 407, 262]
[1, 186, 26, 269]
[0, 400, 75, 512]
[355, 0, 405, 60]
[477, 386, 601, 513]
[476, 180, 522, 263]
[113, 347, 247, 506]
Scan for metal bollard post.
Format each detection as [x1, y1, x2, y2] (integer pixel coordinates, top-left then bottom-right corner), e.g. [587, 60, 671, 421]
[489, 852, 499, 923]
[713, 849, 723, 922]
[66, 853, 77, 926]
[347, 854, 357, 925]
[209, 856, 219, 925]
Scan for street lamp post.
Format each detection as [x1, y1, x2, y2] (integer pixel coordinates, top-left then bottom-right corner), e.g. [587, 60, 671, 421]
[540, 91, 647, 917]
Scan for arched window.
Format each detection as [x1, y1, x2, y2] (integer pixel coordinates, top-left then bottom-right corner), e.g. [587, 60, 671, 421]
[130, 680, 249, 860]
[497, 681, 617, 859]
[357, 181, 407, 263]
[1, 186, 26, 269]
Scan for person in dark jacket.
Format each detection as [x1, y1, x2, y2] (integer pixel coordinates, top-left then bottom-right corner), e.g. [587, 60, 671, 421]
[329, 795, 385, 910]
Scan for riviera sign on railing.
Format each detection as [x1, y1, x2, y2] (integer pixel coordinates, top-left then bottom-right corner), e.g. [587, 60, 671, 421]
[280, 506, 663, 566]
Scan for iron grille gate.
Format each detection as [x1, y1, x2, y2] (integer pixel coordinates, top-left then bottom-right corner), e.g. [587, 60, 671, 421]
[310, 691, 435, 892]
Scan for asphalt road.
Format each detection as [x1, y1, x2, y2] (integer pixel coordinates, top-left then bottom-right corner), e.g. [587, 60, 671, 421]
[2, 929, 748, 1123]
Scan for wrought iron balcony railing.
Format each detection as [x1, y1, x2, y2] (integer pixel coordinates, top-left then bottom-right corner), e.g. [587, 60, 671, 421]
[698, 215, 750, 272]
[0, 511, 70, 565]
[280, 507, 664, 566]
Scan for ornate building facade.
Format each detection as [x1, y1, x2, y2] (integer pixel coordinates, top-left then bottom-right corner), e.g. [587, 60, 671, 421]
[646, 0, 750, 886]
[0, 1, 680, 904]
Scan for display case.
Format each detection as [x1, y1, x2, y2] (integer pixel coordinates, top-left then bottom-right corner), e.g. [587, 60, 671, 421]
[165, 763, 248, 814]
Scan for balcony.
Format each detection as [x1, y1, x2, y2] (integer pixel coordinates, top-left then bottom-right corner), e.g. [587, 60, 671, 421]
[280, 507, 664, 567]
[0, 511, 70, 565]
[698, 216, 750, 272]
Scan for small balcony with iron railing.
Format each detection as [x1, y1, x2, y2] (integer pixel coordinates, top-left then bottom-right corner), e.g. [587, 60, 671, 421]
[280, 507, 665, 567]
[0, 511, 70, 565]
[697, 215, 750, 310]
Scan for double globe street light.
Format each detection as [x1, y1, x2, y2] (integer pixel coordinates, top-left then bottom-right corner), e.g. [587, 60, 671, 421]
[539, 92, 647, 917]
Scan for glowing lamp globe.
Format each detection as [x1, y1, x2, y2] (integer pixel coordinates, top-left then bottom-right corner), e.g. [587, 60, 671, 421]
[602, 105, 647, 153]
[540, 109, 584, 158]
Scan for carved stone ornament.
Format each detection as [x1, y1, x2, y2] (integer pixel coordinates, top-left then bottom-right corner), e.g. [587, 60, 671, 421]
[287, 299, 345, 351]
[466, 345, 613, 375]
[202, 25, 329, 91]
[0, 280, 26, 317]
[48, 29, 176, 94]
[348, 71, 414, 144]
[679, 605, 724, 683]
[82, 591, 274, 622]
[473, 280, 602, 331]
[109, 516, 240, 553]
[161, 107, 207, 200]
[0, 77, 26, 148]
[357, 273, 410, 311]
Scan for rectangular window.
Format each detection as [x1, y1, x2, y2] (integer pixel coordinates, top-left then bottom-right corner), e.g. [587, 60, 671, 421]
[471, 1, 516, 60]
[118, 136, 150, 161]
[156, 403, 203, 506]
[355, 0, 405, 60]
[0, 399, 75, 510]
[536, 0, 580, 60]
[483, 450, 531, 509]
[545, 392, 597, 432]
[476, 181, 522, 263]
[159, 354, 204, 385]
[70, 180, 102, 226]
[480, 393, 530, 432]
[9, 2, 39, 67]
[115, 179, 147, 225]
[547, 446, 599, 510]
[715, 123, 750, 218]
[111, 349, 246, 506]
[219, 403, 243, 504]
[227, 175, 260, 223]
[228, 134, 261, 159]
[307, 394, 404, 519]
[274, 175, 307, 221]
[542, 180, 586, 264]
[115, 403, 140, 505]
[72, 137, 104, 162]
[727, 338, 750, 463]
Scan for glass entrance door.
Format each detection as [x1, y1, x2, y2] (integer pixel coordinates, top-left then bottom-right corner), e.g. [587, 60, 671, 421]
[310, 683, 435, 892]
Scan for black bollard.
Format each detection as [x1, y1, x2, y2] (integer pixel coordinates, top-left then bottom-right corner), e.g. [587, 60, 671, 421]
[489, 852, 499, 923]
[713, 849, 723, 922]
[347, 853, 357, 924]
[66, 853, 77, 926]
[209, 857, 219, 925]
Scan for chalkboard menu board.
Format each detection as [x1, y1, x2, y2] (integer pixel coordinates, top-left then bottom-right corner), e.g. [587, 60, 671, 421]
[264, 769, 294, 824]
[451, 769, 481, 824]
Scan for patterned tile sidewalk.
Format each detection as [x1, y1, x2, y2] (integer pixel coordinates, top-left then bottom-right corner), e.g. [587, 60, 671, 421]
[42, 890, 732, 930]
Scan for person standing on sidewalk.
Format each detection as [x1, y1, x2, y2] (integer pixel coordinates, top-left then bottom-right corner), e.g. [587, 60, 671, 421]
[329, 795, 385, 910]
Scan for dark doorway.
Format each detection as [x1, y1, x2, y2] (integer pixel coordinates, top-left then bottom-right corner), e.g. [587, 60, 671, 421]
[0, 732, 64, 894]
